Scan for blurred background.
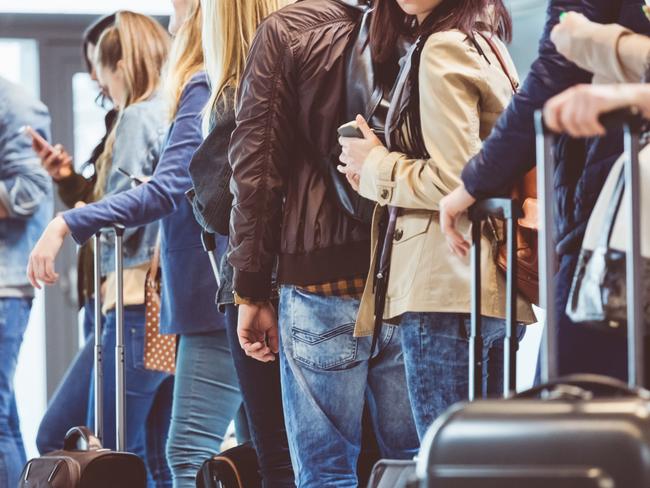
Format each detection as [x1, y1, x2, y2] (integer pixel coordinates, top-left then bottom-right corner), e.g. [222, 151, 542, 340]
[0, 0, 547, 458]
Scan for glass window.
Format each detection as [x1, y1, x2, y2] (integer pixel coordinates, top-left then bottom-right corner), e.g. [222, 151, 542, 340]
[0, 0, 171, 15]
[506, 0, 547, 79]
[0, 38, 39, 97]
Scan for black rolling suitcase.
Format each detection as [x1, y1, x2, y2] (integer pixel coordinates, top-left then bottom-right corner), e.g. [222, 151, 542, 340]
[19, 226, 146, 487]
[416, 110, 650, 488]
[196, 442, 262, 488]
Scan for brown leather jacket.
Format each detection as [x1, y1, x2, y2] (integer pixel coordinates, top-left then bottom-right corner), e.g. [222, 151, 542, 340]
[229, 0, 379, 300]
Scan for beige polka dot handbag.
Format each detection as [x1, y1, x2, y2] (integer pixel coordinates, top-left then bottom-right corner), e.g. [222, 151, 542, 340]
[144, 243, 177, 374]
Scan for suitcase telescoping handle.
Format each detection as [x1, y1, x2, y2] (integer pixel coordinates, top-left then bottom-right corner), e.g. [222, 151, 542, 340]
[468, 199, 523, 400]
[92, 224, 127, 452]
[534, 108, 645, 388]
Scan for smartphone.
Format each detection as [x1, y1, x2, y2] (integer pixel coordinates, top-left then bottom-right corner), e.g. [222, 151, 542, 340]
[337, 120, 364, 139]
[116, 166, 145, 186]
[20, 125, 55, 154]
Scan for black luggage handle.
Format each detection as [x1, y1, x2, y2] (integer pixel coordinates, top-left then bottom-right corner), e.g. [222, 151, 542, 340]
[468, 198, 523, 400]
[93, 223, 127, 451]
[535, 106, 646, 389]
[63, 426, 103, 452]
[468, 198, 523, 222]
[539, 108, 644, 135]
[515, 374, 650, 400]
[597, 108, 644, 133]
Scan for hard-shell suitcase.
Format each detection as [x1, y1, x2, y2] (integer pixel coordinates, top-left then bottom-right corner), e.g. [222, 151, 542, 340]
[416, 110, 650, 488]
[20, 226, 147, 487]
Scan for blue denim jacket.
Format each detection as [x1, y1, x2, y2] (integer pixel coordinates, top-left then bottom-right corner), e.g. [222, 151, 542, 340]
[0, 77, 53, 289]
[63, 94, 167, 275]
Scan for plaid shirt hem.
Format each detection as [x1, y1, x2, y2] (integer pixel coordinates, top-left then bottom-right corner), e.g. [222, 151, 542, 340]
[297, 276, 366, 299]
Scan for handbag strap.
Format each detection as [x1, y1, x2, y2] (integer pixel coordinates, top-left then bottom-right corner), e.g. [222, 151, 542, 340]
[475, 31, 519, 94]
[149, 238, 161, 281]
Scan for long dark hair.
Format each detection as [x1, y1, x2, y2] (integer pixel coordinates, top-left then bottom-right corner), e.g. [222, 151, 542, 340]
[370, 0, 512, 157]
[82, 14, 116, 72]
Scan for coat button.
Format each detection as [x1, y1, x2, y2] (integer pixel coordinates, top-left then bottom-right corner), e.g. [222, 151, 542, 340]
[394, 229, 403, 241]
[380, 189, 389, 200]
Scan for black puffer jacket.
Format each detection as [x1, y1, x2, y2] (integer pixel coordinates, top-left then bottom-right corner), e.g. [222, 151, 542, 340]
[460, 0, 650, 256]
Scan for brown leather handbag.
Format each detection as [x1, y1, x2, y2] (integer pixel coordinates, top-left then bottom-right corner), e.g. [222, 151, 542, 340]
[477, 32, 539, 305]
[144, 243, 177, 374]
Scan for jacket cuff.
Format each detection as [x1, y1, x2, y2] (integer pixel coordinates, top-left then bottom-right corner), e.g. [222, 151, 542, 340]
[461, 152, 494, 200]
[359, 146, 401, 205]
[61, 209, 92, 245]
[233, 268, 273, 302]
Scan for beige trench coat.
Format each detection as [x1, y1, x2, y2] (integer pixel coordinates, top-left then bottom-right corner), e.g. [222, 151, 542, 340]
[354, 30, 535, 337]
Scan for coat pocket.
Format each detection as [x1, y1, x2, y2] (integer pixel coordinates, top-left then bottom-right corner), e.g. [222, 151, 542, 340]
[388, 211, 434, 300]
[392, 210, 433, 245]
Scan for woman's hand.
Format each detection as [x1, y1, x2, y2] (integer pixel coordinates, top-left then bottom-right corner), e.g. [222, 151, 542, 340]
[337, 115, 383, 190]
[35, 143, 73, 181]
[27, 216, 70, 288]
[543, 84, 643, 137]
[550, 11, 592, 61]
[439, 185, 476, 258]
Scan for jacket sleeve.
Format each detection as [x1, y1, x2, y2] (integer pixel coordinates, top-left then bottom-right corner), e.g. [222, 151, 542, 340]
[358, 35, 484, 211]
[188, 90, 236, 236]
[62, 78, 209, 245]
[0, 97, 52, 219]
[555, 21, 650, 83]
[461, 0, 624, 199]
[228, 14, 296, 301]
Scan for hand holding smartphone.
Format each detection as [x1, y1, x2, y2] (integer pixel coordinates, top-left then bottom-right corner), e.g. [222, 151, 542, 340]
[20, 125, 55, 154]
[337, 120, 364, 139]
[21, 126, 74, 180]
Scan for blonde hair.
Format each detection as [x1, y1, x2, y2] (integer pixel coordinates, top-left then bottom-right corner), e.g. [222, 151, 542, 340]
[163, 0, 204, 120]
[93, 11, 170, 200]
[200, 0, 290, 134]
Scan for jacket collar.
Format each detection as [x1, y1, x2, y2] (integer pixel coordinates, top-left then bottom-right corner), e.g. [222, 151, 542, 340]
[333, 0, 373, 12]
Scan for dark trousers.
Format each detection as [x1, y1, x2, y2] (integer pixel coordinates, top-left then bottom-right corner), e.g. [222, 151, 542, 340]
[223, 304, 295, 488]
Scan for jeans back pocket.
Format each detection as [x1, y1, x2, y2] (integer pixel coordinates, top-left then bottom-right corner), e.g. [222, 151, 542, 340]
[284, 288, 359, 371]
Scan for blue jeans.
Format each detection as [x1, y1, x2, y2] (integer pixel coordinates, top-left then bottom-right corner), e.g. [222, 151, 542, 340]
[166, 329, 242, 488]
[224, 304, 294, 488]
[0, 297, 31, 487]
[87, 304, 173, 487]
[37, 300, 97, 454]
[279, 287, 419, 488]
[400, 312, 525, 439]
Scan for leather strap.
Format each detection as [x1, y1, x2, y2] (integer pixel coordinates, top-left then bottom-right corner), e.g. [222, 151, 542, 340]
[149, 238, 161, 281]
[63, 426, 103, 451]
[475, 31, 519, 94]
